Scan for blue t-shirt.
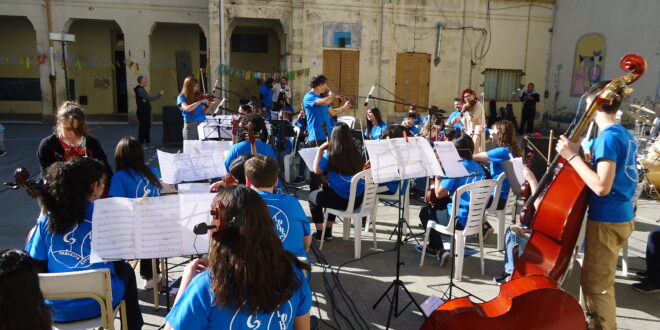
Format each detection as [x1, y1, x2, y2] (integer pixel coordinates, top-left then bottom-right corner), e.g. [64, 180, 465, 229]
[259, 84, 273, 109]
[318, 152, 365, 199]
[385, 179, 410, 195]
[177, 94, 207, 122]
[485, 147, 512, 200]
[224, 140, 277, 171]
[303, 91, 333, 142]
[405, 125, 421, 136]
[366, 122, 388, 140]
[109, 167, 161, 198]
[588, 124, 638, 222]
[258, 191, 311, 259]
[165, 267, 312, 330]
[25, 202, 125, 322]
[440, 160, 487, 227]
[446, 111, 461, 125]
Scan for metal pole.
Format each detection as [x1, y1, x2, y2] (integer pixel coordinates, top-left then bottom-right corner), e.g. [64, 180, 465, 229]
[61, 40, 70, 101]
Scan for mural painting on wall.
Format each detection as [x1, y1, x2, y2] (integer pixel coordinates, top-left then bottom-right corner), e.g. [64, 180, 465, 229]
[570, 33, 605, 96]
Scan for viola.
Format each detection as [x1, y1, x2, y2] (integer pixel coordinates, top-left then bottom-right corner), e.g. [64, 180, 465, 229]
[423, 54, 646, 328]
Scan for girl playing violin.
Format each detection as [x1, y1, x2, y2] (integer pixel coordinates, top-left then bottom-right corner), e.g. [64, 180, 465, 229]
[177, 76, 215, 141]
[165, 185, 312, 329]
[309, 122, 365, 241]
[420, 112, 447, 142]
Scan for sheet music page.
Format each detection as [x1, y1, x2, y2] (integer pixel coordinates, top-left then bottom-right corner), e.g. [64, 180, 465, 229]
[390, 137, 444, 180]
[434, 142, 470, 178]
[157, 150, 179, 184]
[90, 197, 137, 263]
[177, 183, 211, 194]
[158, 150, 227, 184]
[416, 137, 445, 178]
[298, 147, 319, 172]
[134, 195, 183, 258]
[183, 140, 233, 155]
[511, 157, 525, 185]
[364, 140, 400, 183]
[180, 193, 215, 256]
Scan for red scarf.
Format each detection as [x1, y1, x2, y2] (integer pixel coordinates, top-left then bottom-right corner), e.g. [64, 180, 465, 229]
[59, 136, 88, 160]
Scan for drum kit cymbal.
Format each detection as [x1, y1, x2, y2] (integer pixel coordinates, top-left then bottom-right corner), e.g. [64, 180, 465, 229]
[623, 103, 658, 126]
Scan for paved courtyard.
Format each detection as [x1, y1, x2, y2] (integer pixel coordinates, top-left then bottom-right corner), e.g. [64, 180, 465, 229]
[0, 122, 658, 329]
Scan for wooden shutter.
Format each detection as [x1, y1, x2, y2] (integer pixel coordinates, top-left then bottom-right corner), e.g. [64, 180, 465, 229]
[394, 53, 430, 112]
[323, 49, 359, 108]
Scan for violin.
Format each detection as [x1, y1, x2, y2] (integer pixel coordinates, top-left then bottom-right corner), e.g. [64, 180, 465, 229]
[209, 173, 238, 192]
[246, 121, 257, 155]
[195, 67, 221, 103]
[423, 54, 647, 329]
[425, 177, 439, 206]
[4, 168, 46, 200]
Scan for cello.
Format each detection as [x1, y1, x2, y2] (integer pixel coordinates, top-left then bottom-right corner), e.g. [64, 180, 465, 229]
[422, 54, 646, 329]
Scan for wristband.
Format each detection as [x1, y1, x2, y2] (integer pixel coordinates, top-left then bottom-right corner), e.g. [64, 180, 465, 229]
[567, 154, 580, 162]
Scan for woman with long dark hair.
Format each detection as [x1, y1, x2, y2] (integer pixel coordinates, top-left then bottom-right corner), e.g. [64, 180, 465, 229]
[0, 248, 51, 330]
[37, 101, 111, 178]
[109, 136, 172, 288]
[165, 185, 312, 329]
[309, 122, 365, 240]
[25, 157, 142, 328]
[365, 107, 388, 140]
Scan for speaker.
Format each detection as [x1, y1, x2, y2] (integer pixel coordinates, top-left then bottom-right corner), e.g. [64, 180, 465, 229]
[522, 136, 558, 181]
[162, 105, 183, 146]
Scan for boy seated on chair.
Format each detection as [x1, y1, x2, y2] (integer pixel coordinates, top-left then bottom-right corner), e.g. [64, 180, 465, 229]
[416, 131, 487, 266]
[244, 154, 312, 261]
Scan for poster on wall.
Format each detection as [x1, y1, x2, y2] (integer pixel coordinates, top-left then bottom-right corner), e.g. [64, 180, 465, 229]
[570, 33, 605, 96]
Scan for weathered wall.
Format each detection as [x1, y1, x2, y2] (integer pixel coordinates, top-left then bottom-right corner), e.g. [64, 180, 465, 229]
[546, 0, 659, 128]
[209, 0, 555, 127]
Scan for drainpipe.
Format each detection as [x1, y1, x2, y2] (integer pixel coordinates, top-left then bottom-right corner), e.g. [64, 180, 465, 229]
[458, 0, 466, 94]
[46, 0, 57, 116]
[220, 0, 226, 100]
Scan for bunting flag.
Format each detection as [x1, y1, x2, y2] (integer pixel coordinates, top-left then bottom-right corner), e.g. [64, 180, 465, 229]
[214, 64, 311, 81]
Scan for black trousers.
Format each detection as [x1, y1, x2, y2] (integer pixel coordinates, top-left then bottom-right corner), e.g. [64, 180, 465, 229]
[519, 108, 535, 134]
[647, 228, 660, 285]
[139, 258, 160, 279]
[137, 108, 151, 144]
[418, 198, 462, 254]
[113, 261, 144, 330]
[306, 141, 326, 191]
[309, 187, 363, 224]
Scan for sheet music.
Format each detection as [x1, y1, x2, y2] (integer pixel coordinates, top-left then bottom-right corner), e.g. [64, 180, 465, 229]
[177, 183, 211, 194]
[90, 194, 214, 261]
[157, 150, 227, 184]
[434, 141, 470, 178]
[511, 157, 525, 185]
[183, 140, 232, 155]
[365, 137, 443, 184]
[298, 147, 319, 172]
[91, 197, 136, 263]
[179, 193, 215, 256]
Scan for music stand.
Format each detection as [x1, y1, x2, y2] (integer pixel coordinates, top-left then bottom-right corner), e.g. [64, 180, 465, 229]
[366, 137, 444, 329]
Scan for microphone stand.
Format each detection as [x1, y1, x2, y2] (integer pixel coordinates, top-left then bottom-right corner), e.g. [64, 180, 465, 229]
[334, 92, 446, 113]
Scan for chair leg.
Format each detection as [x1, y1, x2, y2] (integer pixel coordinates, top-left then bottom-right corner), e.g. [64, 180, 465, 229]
[420, 224, 433, 266]
[343, 217, 351, 241]
[371, 215, 377, 249]
[497, 210, 506, 251]
[152, 259, 159, 310]
[622, 242, 629, 277]
[320, 212, 329, 251]
[120, 300, 127, 330]
[354, 216, 362, 259]
[479, 229, 485, 276]
[455, 235, 466, 282]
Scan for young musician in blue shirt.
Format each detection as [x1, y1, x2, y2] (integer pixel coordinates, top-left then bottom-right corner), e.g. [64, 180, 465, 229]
[416, 131, 487, 266]
[303, 74, 351, 191]
[244, 155, 312, 260]
[177, 76, 212, 141]
[259, 78, 275, 112]
[224, 113, 277, 172]
[309, 122, 365, 240]
[109, 136, 173, 288]
[555, 81, 637, 330]
[365, 107, 388, 140]
[25, 157, 143, 328]
[165, 186, 312, 330]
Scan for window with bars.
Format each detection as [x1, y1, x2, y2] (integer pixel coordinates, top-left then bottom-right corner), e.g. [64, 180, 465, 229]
[483, 69, 523, 101]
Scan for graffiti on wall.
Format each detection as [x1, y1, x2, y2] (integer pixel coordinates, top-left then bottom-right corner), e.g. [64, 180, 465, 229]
[570, 34, 605, 96]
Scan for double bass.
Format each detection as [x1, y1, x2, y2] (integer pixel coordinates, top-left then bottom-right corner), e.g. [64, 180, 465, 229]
[422, 54, 646, 329]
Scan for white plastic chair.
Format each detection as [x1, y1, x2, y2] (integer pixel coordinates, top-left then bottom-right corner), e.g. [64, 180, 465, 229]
[337, 116, 356, 129]
[367, 180, 411, 235]
[319, 169, 379, 259]
[419, 179, 497, 281]
[486, 173, 517, 251]
[39, 268, 126, 330]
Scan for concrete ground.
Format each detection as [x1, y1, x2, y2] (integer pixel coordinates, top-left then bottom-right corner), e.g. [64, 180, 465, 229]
[0, 122, 658, 329]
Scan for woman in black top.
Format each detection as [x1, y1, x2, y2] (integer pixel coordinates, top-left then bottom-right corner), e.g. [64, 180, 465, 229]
[36, 102, 111, 178]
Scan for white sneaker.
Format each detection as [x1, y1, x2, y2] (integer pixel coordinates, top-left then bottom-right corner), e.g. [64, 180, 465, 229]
[438, 251, 451, 267]
[141, 274, 162, 290]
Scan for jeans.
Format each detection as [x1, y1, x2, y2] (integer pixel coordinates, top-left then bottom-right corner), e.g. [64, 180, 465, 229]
[503, 227, 529, 274]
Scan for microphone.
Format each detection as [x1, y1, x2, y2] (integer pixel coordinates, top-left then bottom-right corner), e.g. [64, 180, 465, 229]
[364, 85, 375, 107]
[193, 222, 216, 235]
[212, 79, 219, 91]
[213, 98, 228, 116]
